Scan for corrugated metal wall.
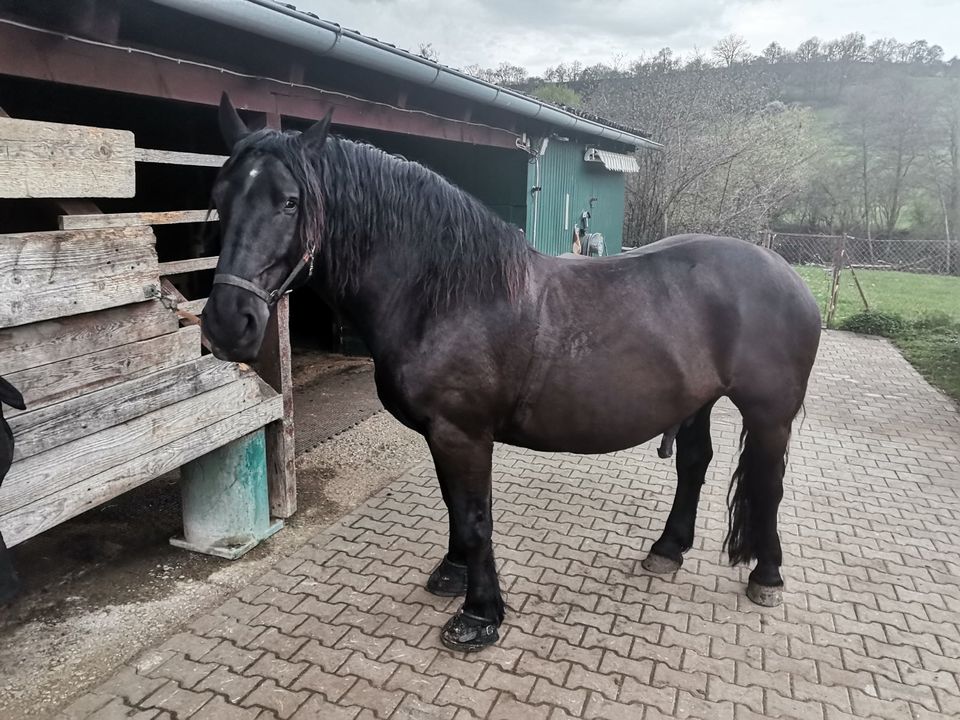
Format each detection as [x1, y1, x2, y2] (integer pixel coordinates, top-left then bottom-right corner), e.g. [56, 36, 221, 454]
[337, 128, 529, 227]
[525, 139, 628, 256]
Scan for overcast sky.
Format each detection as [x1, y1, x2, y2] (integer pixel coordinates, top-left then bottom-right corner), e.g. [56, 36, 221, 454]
[294, 0, 959, 72]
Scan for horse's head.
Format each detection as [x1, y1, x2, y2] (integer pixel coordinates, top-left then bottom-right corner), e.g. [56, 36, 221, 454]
[202, 92, 332, 362]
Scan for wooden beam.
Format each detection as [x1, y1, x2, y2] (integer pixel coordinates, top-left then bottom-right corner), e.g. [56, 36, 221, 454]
[159, 256, 218, 276]
[0, 376, 279, 534]
[254, 295, 297, 518]
[134, 148, 228, 167]
[10, 354, 239, 461]
[5, 325, 200, 416]
[0, 374, 265, 513]
[0, 116, 135, 198]
[180, 298, 207, 315]
[160, 278, 215, 355]
[0, 393, 282, 547]
[0, 226, 160, 327]
[61, 209, 218, 230]
[0, 301, 178, 376]
[0, 22, 520, 149]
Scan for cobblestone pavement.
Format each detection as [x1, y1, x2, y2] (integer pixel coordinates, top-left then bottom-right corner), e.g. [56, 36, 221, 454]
[58, 332, 960, 719]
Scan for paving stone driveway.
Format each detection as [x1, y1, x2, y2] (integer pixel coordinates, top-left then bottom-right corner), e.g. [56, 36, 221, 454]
[60, 331, 960, 720]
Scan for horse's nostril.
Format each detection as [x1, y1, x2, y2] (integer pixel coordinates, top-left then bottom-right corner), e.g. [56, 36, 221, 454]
[242, 311, 257, 335]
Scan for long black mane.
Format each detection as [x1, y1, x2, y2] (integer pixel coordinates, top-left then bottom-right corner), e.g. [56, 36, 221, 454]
[230, 129, 533, 311]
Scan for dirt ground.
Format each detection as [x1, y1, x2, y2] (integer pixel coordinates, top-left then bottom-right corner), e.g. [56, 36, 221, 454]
[0, 353, 429, 719]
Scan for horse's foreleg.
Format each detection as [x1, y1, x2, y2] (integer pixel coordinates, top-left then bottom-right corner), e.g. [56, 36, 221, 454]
[426, 422, 504, 651]
[643, 403, 715, 574]
[425, 471, 469, 597]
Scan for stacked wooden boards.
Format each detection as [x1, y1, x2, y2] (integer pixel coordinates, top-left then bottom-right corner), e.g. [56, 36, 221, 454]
[0, 221, 282, 546]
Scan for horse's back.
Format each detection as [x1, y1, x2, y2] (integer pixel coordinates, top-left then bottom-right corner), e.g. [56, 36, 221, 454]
[508, 233, 821, 449]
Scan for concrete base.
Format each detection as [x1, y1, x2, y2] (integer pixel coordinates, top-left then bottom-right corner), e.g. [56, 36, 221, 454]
[171, 429, 283, 560]
[170, 519, 283, 560]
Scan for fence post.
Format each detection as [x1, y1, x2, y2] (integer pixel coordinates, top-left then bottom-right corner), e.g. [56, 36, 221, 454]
[826, 235, 846, 328]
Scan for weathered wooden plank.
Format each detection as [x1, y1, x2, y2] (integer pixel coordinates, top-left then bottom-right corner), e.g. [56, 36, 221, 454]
[0, 117, 135, 198]
[159, 280, 213, 352]
[134, 148, 228, 167]
[159, 257, 218, 275]
[0, 395, 283, 546]
[0, 301, 178, 376]
[0, 375, 268, 515]
[4, 325, 200, 416]
[180, 298, 207, 315]
[10, 354, 240, 461]
[255, 295, 297, 518]
[0, 226, 160, 327]
[60, 209, 218, 230]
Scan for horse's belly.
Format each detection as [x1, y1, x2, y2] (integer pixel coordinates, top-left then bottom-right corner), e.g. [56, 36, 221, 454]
[500, 384, 692, 455]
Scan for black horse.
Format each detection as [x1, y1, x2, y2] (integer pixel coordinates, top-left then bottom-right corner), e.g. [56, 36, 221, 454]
[0, 376, 25, 605]
[203, 94, 822, 651]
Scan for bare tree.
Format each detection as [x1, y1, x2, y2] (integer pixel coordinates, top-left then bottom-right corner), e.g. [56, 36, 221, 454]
[466, 62, 528, 87]
[761, 42, 788, 63]
[841, 77, 935, 238]
[712, 34, 751, 67]
[795, 37, 822, 63]
[868, 38, 902, 63]
[587, 58, 811, 243]
[920, 76, 960, 271]
[417, 43, 438, 62]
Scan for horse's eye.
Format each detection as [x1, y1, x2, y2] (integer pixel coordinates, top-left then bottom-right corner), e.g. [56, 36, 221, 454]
[283, 197, 298, 210]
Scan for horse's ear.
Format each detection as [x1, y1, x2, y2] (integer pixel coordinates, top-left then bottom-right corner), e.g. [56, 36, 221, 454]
[0, 377, 25, 412]
[301, 109, 334, 148]
[218, 92, 250, 149]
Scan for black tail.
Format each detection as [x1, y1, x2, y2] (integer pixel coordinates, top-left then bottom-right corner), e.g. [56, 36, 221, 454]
[723, 428, 753, 566]
[723, 426, 791, 566]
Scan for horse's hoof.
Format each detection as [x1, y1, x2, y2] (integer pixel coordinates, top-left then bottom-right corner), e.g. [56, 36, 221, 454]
[426, 555, 467, 597]
[746, 580, 783, 607]
[657, 448, 672, 459]
[641, 552, 682, 574]
[440, 608, 499, 652]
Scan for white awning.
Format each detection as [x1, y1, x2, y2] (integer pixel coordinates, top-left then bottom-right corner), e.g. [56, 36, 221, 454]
[584, 148, 640, 173]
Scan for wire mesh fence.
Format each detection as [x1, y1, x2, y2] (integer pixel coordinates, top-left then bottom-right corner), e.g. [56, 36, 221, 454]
[760, 231, 957, 276]
[756, 231, 960, 328]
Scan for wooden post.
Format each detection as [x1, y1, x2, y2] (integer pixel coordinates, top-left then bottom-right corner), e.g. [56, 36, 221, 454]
[248, 109, 297, 519]
[848, 265, 870, 311]
[255, 296, 297, 518]
[826, 235, 846, 328]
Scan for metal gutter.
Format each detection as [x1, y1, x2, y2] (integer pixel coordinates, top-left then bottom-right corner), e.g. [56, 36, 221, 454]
[149, 0, 662, 150]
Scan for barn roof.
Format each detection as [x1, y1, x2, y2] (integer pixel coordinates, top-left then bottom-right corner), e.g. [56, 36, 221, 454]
[150, 0, 661, 151]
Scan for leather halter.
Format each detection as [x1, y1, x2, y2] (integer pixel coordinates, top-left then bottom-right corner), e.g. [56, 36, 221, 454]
[213, 250, 314, 306]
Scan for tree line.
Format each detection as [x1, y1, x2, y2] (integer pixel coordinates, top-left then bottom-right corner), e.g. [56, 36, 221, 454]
[465, 34, 960, 264]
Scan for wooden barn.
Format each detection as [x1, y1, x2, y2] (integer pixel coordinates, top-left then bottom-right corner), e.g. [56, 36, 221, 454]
[0, 0, 658, 553]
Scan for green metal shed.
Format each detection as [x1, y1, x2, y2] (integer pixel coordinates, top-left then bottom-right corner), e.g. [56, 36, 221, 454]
[525, 139, 639, 256]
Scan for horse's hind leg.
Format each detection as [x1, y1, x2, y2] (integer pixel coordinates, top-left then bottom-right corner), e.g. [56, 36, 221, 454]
[643, 402, 715, 574]
[725, 421, 791, 607]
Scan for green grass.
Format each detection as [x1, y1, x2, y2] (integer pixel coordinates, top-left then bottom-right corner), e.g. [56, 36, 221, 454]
[793, 265, 960, 401]
[793, 266, 960, 325]
[894, 326, 960, 401]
